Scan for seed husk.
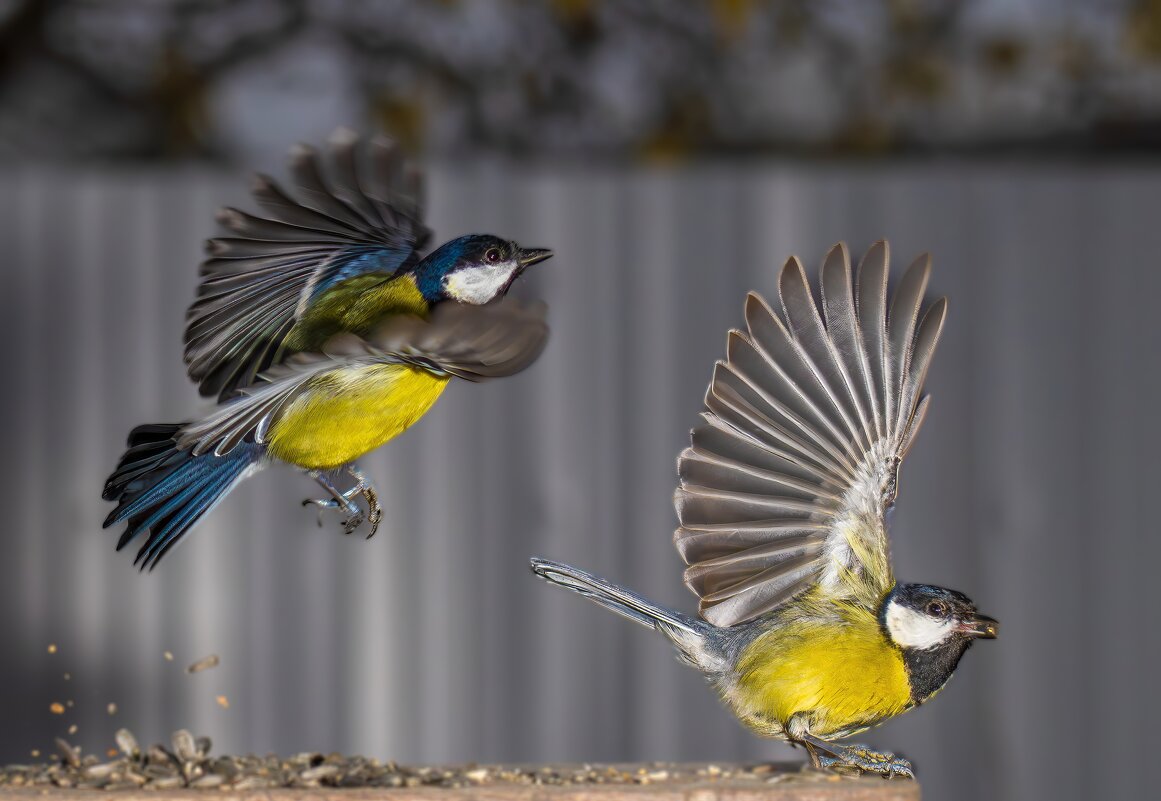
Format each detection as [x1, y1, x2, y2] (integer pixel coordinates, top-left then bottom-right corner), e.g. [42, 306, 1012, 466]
[185, 654, 220, 674]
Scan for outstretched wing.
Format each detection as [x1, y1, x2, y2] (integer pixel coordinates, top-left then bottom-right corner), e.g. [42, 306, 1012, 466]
[185, 129, 431, 401]
[178, 297, 549, 457]
[673, 242, 947, 627]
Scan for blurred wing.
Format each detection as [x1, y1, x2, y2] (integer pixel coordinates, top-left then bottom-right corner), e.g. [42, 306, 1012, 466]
[185, 128, 432, 401]
[365, 295, 550, 381]
[673, 242, 947, 627]
[178, 297, 549, 457]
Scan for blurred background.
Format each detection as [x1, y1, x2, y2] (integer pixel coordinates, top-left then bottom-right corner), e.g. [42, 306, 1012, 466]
[1, 2, 1160, 801]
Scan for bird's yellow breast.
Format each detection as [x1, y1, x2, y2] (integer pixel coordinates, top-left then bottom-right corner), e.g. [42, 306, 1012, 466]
[265, 363, 450, 470]
[731, 607, 912, 739]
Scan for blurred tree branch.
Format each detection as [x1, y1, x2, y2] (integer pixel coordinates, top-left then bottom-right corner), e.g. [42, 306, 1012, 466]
[0, 0, 1158, 160]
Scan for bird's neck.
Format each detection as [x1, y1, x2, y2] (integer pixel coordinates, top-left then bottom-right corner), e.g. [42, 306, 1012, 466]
[412, 242, 468, 303]
[900, 639, 972, 704]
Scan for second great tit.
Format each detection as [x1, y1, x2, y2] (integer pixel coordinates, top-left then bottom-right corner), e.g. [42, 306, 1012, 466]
[103, 131, 551, 568]
[532, 241, 997, 777]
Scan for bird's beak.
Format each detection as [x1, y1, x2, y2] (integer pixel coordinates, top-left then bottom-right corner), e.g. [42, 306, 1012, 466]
[958, 613, 999, 639]
[517, 247, 553, 267]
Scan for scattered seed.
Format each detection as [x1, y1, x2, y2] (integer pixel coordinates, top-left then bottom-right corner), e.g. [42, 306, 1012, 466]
[63, 672, 70, 681]
[300, 764, 340, 782]
[215, 694, 229, 709]
[66, 699, 74, 708]
[49, 702, 65, 715]
[67, 724, 78, 735]
[186, 653, 220, 674]
[106, 702, 117, 715]
[114, 728, 139, 758]
[30, 750, 39, 759]
[171, 729, 198, 763]
[83, 763, 118, 779]
[163, 651, 173, 661]
[47, 644, 57, 654]
[106, 749, 118, 758]
[1, 742, 839, 790]
[54, 738, 80, 768]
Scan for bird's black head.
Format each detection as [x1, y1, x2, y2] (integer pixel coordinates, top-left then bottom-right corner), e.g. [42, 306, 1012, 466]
[879, 583, 998, 704]
[414, 234, 552, 304]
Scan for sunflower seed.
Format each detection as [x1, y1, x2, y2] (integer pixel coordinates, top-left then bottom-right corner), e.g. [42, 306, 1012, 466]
[170, 729, 198, 763]
[54, 738, 80, 769]
[300, 764, 340, 782]
[191, 773, 224, 788]
[114, 728, 139, 758]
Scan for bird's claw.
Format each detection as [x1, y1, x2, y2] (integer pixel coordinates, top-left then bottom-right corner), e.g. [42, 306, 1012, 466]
[362, 484, 381, 540]
[303, 468, 383, 539]
[341, 509, 366, 535]
[817, 746, 913, 779]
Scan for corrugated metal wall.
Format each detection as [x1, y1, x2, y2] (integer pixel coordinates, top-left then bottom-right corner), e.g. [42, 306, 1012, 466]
[2, 162, 1159, 801]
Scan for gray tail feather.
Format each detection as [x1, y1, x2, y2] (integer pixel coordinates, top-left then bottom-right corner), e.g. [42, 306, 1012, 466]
[530, 558, 703, 636]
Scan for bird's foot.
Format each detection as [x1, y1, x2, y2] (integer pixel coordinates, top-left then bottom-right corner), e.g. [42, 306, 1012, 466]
[817, 745, 913, 779]
[798, 731, 913, 779]
[303, 467, 381, 539]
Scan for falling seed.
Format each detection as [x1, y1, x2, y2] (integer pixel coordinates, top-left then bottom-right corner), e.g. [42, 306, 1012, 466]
[106, 702, 117, 715]
[63, 672, 70, 681]
[67, 724, 77, 735]
[30, 749, 39, 759]
[49, 702, 65, 715]
[215, 695, 229, 709]
[163, 651, 174, 661]
[66, 699, 74, 708]
[185, 654, 220, 674]
[47, 644, 57, 654]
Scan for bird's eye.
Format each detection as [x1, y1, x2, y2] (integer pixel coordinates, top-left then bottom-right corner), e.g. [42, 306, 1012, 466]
[485, 248, 501, 263]
[926, 601, 948, 618]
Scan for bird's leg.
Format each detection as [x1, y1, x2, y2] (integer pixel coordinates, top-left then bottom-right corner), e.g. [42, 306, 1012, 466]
[302, 470, 365, 535]
[797, 732, 914, 778]
[345, 465, 381, 540]
[802, 740, 824, 770]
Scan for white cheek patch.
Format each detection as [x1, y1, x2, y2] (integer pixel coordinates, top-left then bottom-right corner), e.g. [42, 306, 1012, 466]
[884, 599, 955, 650]
[444, 263, 520, 304]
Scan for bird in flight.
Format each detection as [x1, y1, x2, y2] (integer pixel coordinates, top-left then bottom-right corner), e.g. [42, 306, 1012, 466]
[104, 130, 552, 568]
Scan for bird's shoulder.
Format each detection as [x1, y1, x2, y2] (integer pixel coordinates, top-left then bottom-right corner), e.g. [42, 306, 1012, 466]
[284, 272, 430, 353]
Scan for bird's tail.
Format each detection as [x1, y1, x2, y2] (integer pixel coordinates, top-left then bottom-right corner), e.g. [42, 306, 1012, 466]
[102, 423, 265, 569]
[529, 557, 706, 635]
[530, 558, 724, 671]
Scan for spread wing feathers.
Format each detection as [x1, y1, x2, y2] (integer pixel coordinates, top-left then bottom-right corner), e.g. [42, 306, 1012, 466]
[177, 298, 549, 457]
[185, 128, 432, 401]
[674, 242, 947, 627]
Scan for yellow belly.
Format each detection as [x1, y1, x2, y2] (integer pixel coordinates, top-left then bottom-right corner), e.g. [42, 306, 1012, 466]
[731, 611, 912, 739]
[266, 364, 450, 470]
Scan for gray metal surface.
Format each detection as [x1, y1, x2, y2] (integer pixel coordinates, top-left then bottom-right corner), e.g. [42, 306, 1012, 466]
[1, 162, 1157, 801]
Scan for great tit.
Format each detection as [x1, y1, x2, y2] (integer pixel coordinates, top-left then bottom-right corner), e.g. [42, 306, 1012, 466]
[531, 241, 997, 778]
[103, 130, 552, 568]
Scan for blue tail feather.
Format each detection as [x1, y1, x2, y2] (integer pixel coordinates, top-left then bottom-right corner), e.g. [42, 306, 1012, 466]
[103, 423, 264, 569]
